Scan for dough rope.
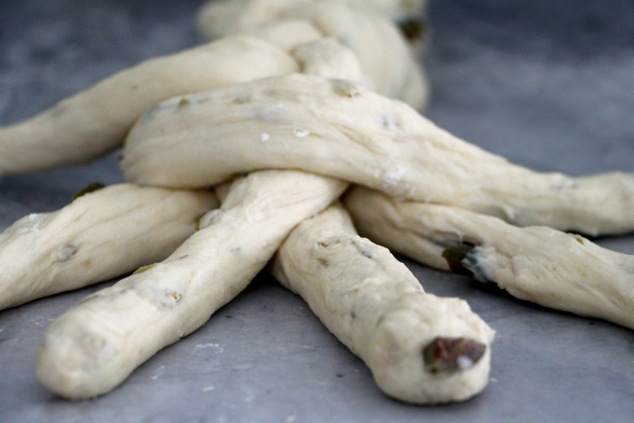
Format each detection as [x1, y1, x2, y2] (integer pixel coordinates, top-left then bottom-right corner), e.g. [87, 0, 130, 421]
[121, 73, 634, 235]
[0, 36, 297, 175]
[0, 184, 216, 310]
[344, 186, 634, 329]
[35, 170, 345, 399]
[32, 5, 433, 401]
[197, 0, 429, 109]
[196, 0, 428, 39]
[0, 1, 427, 175]
[0, 0, 631, 406]
[271, 204, 494, 404]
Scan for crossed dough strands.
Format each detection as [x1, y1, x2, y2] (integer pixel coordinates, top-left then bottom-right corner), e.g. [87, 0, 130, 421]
[195, 0, 429, 110]
[0, 35, 297, 175]
[121, 73, 634, 236]
[0, 2, 426, 176]
[2, 2, 452, 402]
[344, 187, 634, 330]
[1, 0, 632, 407]
[29, 11, 455, 401]
[10, 1, 494, 404]
[271, 204, 494, 404]
[0, 24, 367, 311]
[35, 170, 346, 399]
[197, 0, 428, 38]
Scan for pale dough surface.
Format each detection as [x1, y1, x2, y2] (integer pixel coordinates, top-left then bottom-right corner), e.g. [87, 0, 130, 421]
[121, 74, 634, 235]
[196, 0, 428, 40]
[344, 186, 634, 329]
[195, 0, 428, 109]
[271, 204, 494, 403]
[0, 184, 216, 310]
[0, 36, 297, 175]
[35, 170, 345, 399]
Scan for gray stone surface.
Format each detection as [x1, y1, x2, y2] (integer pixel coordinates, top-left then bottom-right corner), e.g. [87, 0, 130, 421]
[1, 1, 633, 422]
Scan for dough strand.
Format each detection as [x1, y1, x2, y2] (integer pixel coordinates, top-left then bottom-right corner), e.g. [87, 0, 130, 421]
[35, 170, 345, 399]
[345, 186, 634, 329]
[271, 204, 494, 404]
[0, 0, 630, 406]
[0, 184, 216, 310]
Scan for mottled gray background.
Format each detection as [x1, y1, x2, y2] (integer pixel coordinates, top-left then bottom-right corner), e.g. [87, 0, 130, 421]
[1, 1, 633, 422]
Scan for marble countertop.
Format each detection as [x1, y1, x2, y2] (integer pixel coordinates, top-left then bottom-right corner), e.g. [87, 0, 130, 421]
[1, 1, 633, 422]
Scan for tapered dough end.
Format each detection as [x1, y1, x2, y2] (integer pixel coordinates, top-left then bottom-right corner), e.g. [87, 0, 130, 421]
[35, 273, 159, 400]
[35, 309, 136, 400]
[367, 294, 494, 404]
[0, 35, 298, 176]
[0, 184, 217, 310]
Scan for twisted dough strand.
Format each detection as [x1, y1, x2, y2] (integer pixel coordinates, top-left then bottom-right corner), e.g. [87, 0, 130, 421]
[121, 73, 634, 235]
[197, 0, 428, 39]
[345, 186, 634, 329]
[196, 0, 429, 109]
[35, 171, 345, 399]
[29, 2, 495, 404]
[0, 36, 297, 175]
[0, 0, 630, 407]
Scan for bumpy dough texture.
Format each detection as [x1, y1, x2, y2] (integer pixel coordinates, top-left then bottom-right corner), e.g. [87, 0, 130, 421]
[196, 0, 428, 109]
[35, 170, 345, 399]
[271, 204, 494, 403]
[14, 0, 632, 406]
[121, 73, 634, 235]
[344, 186, 634, 329]
[0, 36, 297, 175]
[197, 0, 427, 40]
[0, 184, 216, 310]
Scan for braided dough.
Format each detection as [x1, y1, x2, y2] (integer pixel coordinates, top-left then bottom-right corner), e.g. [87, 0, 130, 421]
[35, 170, 345, 399]
[196, 0, 428, 109]
[0, 0, 631, 407]
[197, 0, 427, 38]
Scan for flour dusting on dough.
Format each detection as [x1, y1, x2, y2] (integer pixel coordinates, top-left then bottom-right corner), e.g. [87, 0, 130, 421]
[383, 166, 405, 186]
[28, 213, 45, 232]
[294, 129, 310, 138]
[381, 115, 397, 131]
[257, 103, 284, 121]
